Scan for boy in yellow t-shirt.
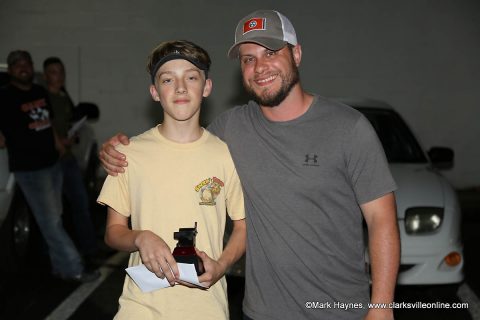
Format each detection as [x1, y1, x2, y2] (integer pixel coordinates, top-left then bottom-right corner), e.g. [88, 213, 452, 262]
[97, 40, 246, 319]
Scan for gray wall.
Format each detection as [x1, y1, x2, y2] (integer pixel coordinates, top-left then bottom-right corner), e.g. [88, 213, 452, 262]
[1, 0, 479, 188]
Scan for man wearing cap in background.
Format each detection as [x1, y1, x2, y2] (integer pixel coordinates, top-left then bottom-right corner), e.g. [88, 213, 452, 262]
[0, 50, 99, 283]
[100, 10, 400, 320]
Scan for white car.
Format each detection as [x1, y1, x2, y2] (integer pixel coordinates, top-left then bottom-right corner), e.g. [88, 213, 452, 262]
[226, 98, 464, 286]
[339, 98, 464, 285]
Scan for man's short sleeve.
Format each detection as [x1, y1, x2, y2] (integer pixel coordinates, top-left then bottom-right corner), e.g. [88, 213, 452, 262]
[207, 108, 233, 141]
[345, 115, 397, 204]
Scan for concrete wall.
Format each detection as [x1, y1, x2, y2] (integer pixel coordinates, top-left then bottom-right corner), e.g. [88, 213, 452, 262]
[1, 0, 479, 188]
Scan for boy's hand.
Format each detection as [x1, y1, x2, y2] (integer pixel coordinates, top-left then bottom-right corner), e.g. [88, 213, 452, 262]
[134, 230, 179, 286]
[99, 132, 130, 176]
[195, 248, 228, 288]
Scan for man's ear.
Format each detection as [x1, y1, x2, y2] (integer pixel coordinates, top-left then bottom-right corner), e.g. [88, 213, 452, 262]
[292, 44, 302, 67]
[203, 78, 213, 98]
[149, 84, 160, 101]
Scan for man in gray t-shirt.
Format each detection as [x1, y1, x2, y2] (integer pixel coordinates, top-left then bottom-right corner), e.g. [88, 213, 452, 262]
[100, 10, 400, 320]
[208, 96, 396, 320]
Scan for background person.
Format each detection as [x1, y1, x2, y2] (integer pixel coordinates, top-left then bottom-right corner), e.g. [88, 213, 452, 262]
[43, 56, 99, 264]
[0, 50, 99, 283]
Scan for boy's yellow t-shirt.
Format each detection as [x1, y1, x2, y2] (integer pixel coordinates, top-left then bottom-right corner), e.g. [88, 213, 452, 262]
[97, 126, 245, 320]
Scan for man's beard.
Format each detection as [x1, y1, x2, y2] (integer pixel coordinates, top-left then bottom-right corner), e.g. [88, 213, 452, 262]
[11, 74, 34, 86]
[244, 59, 300, 107]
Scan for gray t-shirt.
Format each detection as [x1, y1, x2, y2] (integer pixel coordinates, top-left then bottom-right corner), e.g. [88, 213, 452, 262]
[208, 95, 396, 320]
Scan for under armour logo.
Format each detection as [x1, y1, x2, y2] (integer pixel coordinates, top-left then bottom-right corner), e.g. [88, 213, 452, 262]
[305, 154, 318, 163]
[304, 154, 319, 167]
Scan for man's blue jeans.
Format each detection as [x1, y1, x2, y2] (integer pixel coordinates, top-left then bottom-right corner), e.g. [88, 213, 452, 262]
[14, 162, 84, 277]
[60, 155, 97, 255]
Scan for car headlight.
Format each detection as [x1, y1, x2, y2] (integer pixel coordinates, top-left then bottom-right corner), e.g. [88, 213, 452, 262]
[404, 207, 444, 235]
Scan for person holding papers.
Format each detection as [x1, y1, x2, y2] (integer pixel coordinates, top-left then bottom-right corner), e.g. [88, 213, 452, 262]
[43, 57, 99, 264]
[97, 40, 246, 320]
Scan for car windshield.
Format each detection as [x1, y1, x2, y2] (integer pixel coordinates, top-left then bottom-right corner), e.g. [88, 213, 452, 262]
[356, 107, 428, 163]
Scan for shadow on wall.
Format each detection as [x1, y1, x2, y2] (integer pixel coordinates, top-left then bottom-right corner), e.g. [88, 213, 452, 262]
[227, 69, 251, 111]
[148, 99, 163, 126]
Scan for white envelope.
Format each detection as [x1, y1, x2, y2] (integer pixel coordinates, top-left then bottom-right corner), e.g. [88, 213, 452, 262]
[126, 263, 207, 293]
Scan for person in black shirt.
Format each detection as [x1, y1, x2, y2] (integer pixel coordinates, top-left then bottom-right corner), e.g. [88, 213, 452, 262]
[0, 50, 99, 282]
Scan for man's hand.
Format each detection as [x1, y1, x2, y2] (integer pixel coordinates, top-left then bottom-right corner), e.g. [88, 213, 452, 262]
[60, 136, 75, 148]
[55, 138, 67, 157]
[53, 128, 66, 156]
[196, 249, 228, 288]
[99, 133, 130, 176]
[134, 230, 179, 286]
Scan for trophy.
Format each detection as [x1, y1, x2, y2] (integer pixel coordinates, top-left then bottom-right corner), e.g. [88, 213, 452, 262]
[172, 222, 205, 276]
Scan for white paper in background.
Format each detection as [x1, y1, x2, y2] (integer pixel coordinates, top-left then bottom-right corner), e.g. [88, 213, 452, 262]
[126, 263, 207, 293]
[67, 115, 87, 138]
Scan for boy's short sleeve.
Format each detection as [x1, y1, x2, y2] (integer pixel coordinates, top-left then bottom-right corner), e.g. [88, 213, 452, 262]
[97, 170, 131, 217]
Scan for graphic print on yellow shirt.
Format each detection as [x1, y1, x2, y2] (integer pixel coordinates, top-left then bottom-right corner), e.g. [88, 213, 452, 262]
[195, 176, 224, 206]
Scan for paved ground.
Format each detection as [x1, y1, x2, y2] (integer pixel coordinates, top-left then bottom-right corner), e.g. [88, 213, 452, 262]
[0, 188, 478, 319]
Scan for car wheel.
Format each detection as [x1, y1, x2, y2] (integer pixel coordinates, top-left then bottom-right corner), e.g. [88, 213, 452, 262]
[12, 193, 31, 259]
[0, 188, 33, 273]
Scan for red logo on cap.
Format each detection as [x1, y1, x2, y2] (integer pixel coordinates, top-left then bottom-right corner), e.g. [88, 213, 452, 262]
[243, 18, 266, 34]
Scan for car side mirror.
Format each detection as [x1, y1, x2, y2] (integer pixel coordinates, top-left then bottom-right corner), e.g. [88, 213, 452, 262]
[73, 102, 100, 121]
[428, 147, 454, 170]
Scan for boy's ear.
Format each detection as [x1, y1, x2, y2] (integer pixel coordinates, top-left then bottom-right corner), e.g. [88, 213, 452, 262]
[203, 78, 212, 98]
[149, 85, 160, 101]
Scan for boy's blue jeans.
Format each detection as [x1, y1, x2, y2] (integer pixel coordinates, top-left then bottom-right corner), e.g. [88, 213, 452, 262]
[14, 162, 84, 277]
